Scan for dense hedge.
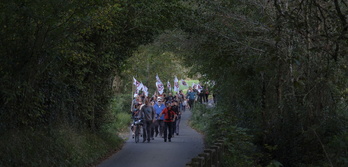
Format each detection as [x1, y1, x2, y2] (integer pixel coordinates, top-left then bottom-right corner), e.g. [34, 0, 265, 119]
[164, 1, 348, 166]
[0, 1, 183, 166]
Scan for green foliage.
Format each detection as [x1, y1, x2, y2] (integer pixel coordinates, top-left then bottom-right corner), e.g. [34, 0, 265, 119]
[0, 0, 185, 165]
[0, 0, 184, 130]
[170, 0, 348, 166]
[122, 44, 190, 95]
[101, 94, 132, 134]
[0, 126, 123, 167]
[190, 103, 259, 166]
[189, 103, 208, 132]
[0, 93, 132, 167]
[325, 131, 348, 166]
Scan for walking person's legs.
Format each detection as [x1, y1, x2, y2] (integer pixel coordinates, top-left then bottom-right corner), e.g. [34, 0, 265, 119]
[163, 122, 168, 142]
[176, 118, 180, 135]
[158, 120, 164, 137]
[142, 122, 147, 142]
[150, 122, 155, 140]
[188, 99, 193, 110]
[172, 120, 176, 137]
[146, 121, 152, 142]
[154, 120, 159, 137]
[168, 122, 173, 142]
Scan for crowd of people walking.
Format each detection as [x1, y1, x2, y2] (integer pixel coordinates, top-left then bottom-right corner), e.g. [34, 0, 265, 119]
[130, 85, 211, 143]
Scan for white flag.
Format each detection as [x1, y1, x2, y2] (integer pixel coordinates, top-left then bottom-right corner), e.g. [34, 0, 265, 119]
[197, 83, 203, 93]
[143, 85, 148, 97]
[181, 79, 188, 87]
[156, 74, 161, 83]
[192, 82, 197, 89]
[174, 76, 179, 92]
[156, 81, 164, 95]
[133, 77, 140, 86]
[156, 75, 164, 95]
[133, 77, 143, 93]
[136, 82, 144, 93]
[167, 81, 172, 91]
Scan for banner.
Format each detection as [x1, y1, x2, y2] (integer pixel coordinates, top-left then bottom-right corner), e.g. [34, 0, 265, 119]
[156, 81, 164, 95]
[156, 74, 161, 83]
[156, 74, 164, 95]
[197, 83, 203, 93]
[143, 85, 148, 97]
[133, 77, 139, 86]
[174, 76, 179, 92]
[133, 77, 143, 93]
[167, 81, 172, 92]
[192, 82, 197, 89]
[137, 83, 144, 93]
[181, 79, 188, 87]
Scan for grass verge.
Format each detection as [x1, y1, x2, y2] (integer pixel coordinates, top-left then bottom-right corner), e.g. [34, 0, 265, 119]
[0, 125, 124, 167]
[0, 93, 133, 167]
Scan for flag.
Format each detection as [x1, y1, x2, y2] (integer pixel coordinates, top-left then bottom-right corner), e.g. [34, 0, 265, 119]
[197, 84, 202, 90]
[156, 81, 164, 95]
[137, 82, 144, 93]
[192, 82, 197, 89]
[143, 85, 148, 97]
[197, 83, 203, 93]
[156, 75, 164, 95]
[167, 81, 172, 92]
[133, 77, 140, 87]
[156, 74, 161, 83]
[181, 79, 188, 87]
[174, 76, 179, 92]
[133, 77, 143, 93]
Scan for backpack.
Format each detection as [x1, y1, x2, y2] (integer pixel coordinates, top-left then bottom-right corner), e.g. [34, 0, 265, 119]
[166, 108, 174, 121]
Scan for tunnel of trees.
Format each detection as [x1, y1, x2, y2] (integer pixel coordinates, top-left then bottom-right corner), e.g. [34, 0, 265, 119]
[1, 0, 347, 166]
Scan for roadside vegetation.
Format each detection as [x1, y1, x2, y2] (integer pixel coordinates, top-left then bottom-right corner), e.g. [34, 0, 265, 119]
[179, 1, 348, 166]
[0, 93, 131, 166]
[1, 0, 348, 167]
[0, 1, 182, 166]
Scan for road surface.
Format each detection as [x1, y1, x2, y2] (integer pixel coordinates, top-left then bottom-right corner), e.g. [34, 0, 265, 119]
[97, 109, 204, 167]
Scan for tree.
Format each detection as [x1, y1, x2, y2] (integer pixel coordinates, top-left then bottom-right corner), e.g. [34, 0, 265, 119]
[163, 0, 348, 166]
[0, 0, 184, 131]
[123, 39, 188, 96]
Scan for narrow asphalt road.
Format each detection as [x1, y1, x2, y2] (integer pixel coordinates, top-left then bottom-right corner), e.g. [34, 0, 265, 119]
[97, 109, 204, 167]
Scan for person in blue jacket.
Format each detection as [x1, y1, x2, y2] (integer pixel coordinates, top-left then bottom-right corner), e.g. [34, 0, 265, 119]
[153, 97, 166, 138]
[186, 86, 197, 110]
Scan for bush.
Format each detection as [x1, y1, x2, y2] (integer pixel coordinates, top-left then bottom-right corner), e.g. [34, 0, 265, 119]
[0, 93, 132, 167]
[190, 103, 259, 166]
[0, 126, 123, 167]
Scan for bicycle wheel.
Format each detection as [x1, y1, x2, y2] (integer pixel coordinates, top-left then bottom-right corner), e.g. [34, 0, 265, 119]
[135, 125, 140, 143]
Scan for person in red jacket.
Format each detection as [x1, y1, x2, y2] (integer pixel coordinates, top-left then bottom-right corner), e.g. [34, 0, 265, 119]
[159, 101, 177, 142]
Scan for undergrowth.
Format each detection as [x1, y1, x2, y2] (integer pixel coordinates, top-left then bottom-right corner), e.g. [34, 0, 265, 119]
[0, 94, 131, 167]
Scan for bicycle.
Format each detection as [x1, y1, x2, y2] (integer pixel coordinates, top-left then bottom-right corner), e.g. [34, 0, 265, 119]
[133, 119, 143, 143]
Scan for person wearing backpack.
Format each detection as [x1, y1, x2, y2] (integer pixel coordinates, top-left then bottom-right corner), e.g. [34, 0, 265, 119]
[171, 100, 179, 137]
[159, 101, 177, 142]
[172, 100, 181, 136]
[164, 92, 174, 103]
